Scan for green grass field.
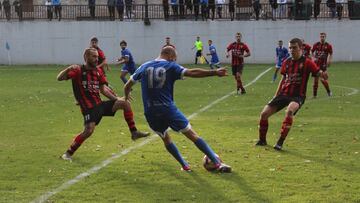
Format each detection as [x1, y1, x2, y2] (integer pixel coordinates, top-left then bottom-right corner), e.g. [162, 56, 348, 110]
[0, 63, 359, 203]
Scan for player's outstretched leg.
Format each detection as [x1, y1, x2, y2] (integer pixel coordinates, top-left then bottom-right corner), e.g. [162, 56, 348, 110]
[120, 71, 128, 84]
[183, 129, 232, 173]
[313, 76, 319, 98]
[161, 132, 191, 171]
[113, 98, 150, 141]
[61, 123, 95, 161]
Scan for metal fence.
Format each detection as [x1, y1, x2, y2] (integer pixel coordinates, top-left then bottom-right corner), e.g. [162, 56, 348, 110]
[0, 3, 355, 21]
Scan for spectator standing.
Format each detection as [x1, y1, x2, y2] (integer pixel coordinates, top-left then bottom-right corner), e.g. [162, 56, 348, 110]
[253, 0, 261, 20]
[336, 0, 344, 19]
[45, 0, 53, 21]
[163, 0, 170, 19]
[13, 0, 23, 21]
[278, 0, 286, 18]
[116, 0, 124, 20]
[295, 0, 303, 17]
[3, 0, 11, 21]
[216, 0, 224, 18]
[327, 0, 336, 18]
[208, 0, 215, 20]
[200, 0, 208, 20]
[185, 0, 192, 15]
[313, 0, 321, 19]
[171, 0, 179, 19]
[125, 0, 132, 19]
[89, 0, 96, 19]
[179, 0, 185, 17]
[108, 0, 116, 20]
[270, 0, 278, 20]
[52, 0, 62, 21]
[193, 0, 200, 20]
[229, 0, 235, 20]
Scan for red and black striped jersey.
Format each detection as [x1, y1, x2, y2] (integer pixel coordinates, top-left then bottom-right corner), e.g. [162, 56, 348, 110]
[311, 42, 333, 66]
[302, 43, 312, 58]
[279, 56, 320, 98]
[95, 47, 106, 74]
[227, 42, 250, 66]
[67, 65, 108, 112]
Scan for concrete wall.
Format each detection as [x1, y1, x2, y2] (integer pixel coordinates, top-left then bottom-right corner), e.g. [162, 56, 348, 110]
[0, 20, 359, 65]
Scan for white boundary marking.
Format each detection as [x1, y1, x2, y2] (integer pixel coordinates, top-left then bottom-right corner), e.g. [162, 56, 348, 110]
[31, 67, 271, 203]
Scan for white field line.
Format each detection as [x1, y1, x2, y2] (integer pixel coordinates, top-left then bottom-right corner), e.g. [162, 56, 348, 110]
[31, 67, 270, 203]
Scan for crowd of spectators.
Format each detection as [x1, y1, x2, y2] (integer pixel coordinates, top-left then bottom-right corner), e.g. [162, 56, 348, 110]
[0, 0, 356, 21]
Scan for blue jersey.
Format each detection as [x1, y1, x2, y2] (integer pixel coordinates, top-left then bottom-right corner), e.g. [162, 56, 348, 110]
[276, 46, 289, 62]
[121, 48, 135, 67]
[209, 45, 219, 64]
[131, 59, 187, 113]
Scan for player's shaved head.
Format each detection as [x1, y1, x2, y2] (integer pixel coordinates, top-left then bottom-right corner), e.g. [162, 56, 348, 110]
[160, 46, 177, 61]
[83, 48, 98, 68]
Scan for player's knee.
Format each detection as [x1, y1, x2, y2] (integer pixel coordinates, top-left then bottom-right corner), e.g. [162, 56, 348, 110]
[285, 110, 294, 117]
[83, 127, 95, 137]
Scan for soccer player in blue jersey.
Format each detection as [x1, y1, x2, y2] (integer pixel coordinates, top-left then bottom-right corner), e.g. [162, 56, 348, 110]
[116, 40, 136, 84]
[272, 40, 289, 82]
[207, 40, 220, 69]
[124, 46, 232, 173]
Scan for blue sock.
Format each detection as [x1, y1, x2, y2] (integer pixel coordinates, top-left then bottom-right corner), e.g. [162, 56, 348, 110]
[272, 73, 277, 81]
[165, 143, 188, 167]
[194, 138, 220, 164]
[121, 77, 128, 84]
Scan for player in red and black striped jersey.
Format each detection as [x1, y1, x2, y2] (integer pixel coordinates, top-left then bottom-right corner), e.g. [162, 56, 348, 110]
[256, 38, 328, 150]
[90, 37, 109, 75]
[57, 48, 149, 161]
[226, 32, 251, 94]
[301, 39, 312, 58]
[162, 36, 176, 49]
[311, 32, 333, 98]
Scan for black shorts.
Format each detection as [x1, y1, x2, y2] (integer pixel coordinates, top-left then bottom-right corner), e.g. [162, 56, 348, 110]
[232, 64, 244, 75]
[268, 95, 305, 115]
[82, 100, 116, 125]
[196, 50, 202, 57]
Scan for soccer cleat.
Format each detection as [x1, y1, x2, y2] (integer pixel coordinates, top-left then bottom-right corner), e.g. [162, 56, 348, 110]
[131, 131, 151, 141]
[61, 152, 72, 162]
[236, 88, 240, 95]
[216, 163, 232, 173]
[241, 90, 246, 95]
[255, 140, 267, 146]
[181, 165, 192, 172]
[327, 91, 333, 97]
[273, 144, 282, 151]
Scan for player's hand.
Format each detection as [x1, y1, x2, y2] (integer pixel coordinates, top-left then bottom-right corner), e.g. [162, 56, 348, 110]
[124, 94, 133, 103]
[68, 64, 78, 71]
[216, 68, 228, 77]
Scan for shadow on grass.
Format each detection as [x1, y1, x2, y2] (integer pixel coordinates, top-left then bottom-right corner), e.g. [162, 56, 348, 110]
[284, 150, 360, 173]
[223, 172, 273, 203]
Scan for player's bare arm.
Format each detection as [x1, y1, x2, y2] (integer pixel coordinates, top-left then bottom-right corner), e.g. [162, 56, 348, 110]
[57, 65, 78, 81]
[97, 58, 110, 71]
[184, 68, 227, 78]
[124, 80, 135, 102]
[100, 84, 118, 100]
[327, 53, 332, 67]
[274, 76, 285, 96]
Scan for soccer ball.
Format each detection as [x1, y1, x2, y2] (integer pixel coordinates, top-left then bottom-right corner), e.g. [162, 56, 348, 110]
[203, 154, 222, 171]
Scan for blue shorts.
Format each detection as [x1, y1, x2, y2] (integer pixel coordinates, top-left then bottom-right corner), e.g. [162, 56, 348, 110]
[145, 106, 191, 137]
[276, 61, 282, 68]
[122, 64, 136, 74]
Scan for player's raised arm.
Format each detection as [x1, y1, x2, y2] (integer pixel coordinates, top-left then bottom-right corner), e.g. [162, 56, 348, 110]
[184, 67, 227, 78]
[56, 65, 77, 81]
